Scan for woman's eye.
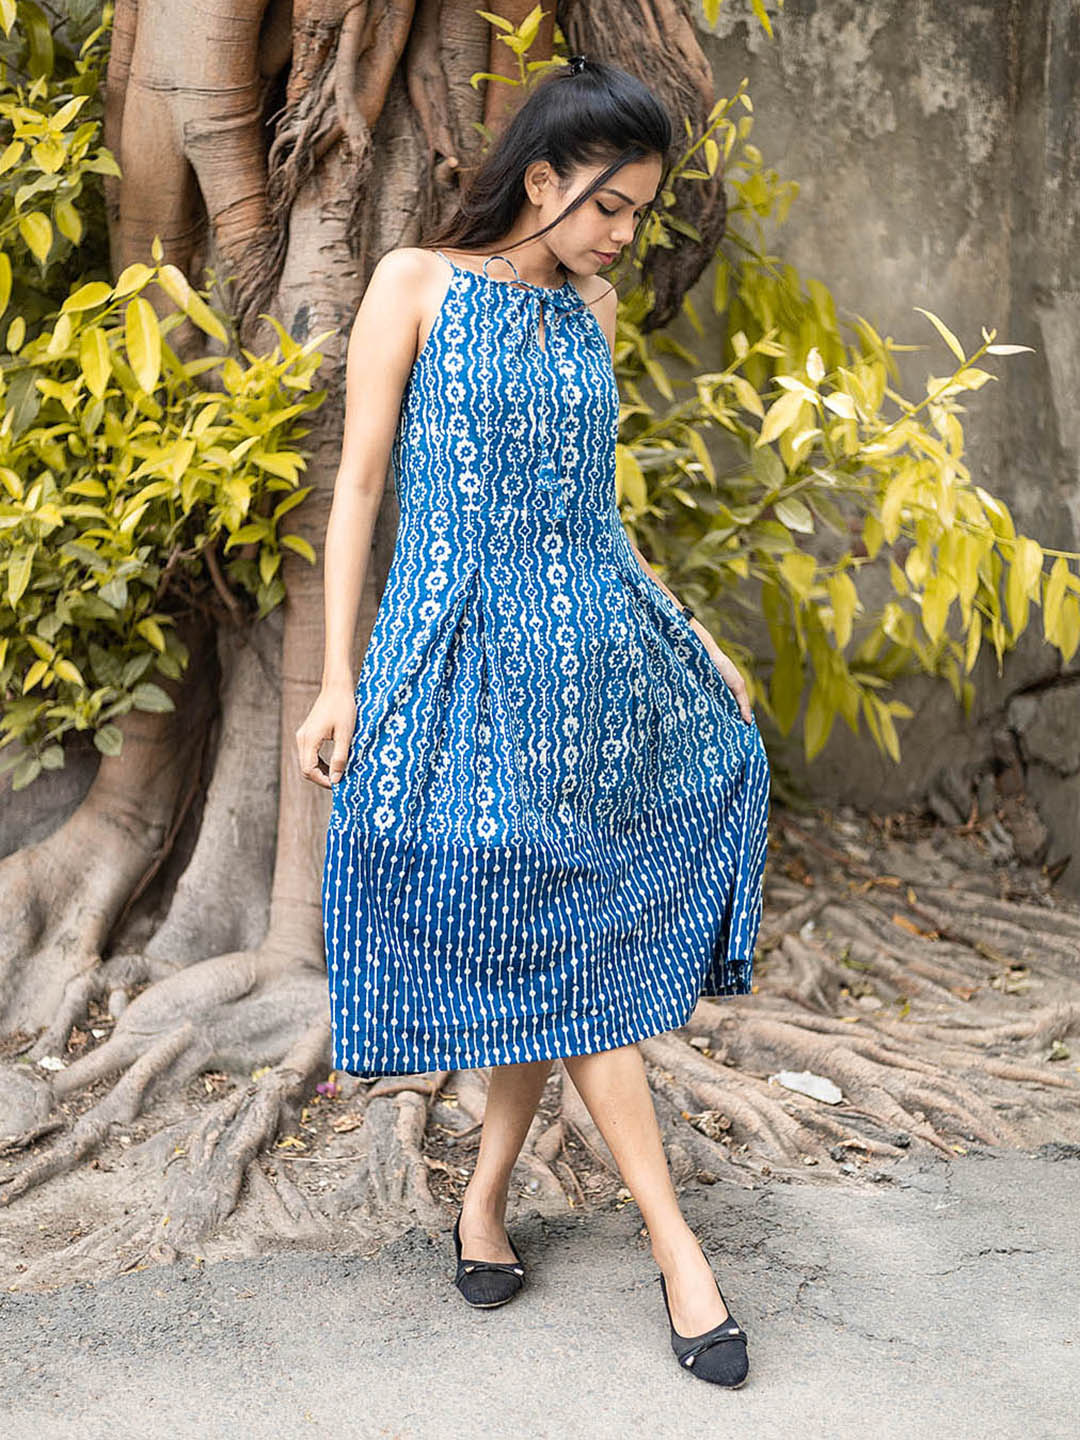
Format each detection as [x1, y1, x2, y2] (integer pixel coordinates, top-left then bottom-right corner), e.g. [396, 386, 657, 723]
[596, 202, 617, 217]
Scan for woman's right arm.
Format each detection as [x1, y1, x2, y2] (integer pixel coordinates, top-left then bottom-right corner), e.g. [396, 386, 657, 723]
[295, 248, 429, 790]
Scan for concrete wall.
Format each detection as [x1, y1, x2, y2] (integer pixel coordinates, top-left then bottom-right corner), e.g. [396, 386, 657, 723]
[683, 0, 1080, 890]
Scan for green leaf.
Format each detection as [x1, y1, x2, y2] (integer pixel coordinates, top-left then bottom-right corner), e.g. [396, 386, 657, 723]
[774, 495, 814, 533]
[7, 544, 35, 606]
[131, 682, 175, 713]
[94, 724, 124, 756]
[804, 680, 835, 761]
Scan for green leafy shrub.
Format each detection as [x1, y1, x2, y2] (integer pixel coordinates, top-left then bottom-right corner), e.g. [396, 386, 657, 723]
[479, 7, 1080, 763]
[0, 1, 117, 328]
[0, 240, 331, 788]
[0, 5, 333, 791]
[612, 76, 1080, 761]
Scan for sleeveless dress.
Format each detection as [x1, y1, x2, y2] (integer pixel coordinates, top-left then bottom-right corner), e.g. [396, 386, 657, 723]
[322, 249, 770, 1079]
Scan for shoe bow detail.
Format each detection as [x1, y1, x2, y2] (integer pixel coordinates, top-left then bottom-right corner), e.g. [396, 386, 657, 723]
[679, 1321, 748, 1367]
[460, 1260, 525, 1276]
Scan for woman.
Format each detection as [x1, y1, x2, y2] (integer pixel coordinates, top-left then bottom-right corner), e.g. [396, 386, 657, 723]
[297, 55, 769, 1388]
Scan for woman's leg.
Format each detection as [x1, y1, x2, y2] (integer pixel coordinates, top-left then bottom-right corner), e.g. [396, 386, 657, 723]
[458, 1057, 554, 1261]
[562, 1043, 732, 1336]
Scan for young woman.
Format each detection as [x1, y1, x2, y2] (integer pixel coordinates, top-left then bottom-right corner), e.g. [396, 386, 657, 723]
[297, 55, 770, 1388]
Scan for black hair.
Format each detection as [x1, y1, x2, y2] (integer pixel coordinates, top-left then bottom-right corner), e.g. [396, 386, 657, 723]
[420, 56, 673, 289]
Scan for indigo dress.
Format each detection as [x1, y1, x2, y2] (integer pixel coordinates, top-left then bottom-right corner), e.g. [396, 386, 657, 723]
[322, 249, 770, 1078]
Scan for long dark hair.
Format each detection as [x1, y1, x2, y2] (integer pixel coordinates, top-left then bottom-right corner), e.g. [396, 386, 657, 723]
[421, 57, 673, 290]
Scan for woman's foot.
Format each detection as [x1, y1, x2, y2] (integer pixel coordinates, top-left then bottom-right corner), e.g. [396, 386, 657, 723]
[652, 1225, 732, 1336]
[457, 1180, 517, 1263]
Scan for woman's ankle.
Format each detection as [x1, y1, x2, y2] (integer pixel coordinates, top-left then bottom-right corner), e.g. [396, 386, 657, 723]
[460, 1178, 509, 1219]
[649, 1219, 705, 1271]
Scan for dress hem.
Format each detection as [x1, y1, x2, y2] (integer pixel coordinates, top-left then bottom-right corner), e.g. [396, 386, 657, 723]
[330, 979, 753, 1080]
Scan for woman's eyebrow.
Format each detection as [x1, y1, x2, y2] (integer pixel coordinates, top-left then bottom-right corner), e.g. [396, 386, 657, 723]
[598, 187, 650, 210]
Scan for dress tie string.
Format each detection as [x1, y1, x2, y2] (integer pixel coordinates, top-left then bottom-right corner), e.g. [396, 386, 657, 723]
[481, 253, 584, 523]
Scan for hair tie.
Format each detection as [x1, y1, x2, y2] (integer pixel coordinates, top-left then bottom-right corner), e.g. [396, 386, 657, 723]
[568, 54, 587, 75]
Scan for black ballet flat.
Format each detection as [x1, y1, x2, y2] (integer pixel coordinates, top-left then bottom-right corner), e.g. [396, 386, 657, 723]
[452, 1209, 526, 1308]
[658, 1268, 750, 1387]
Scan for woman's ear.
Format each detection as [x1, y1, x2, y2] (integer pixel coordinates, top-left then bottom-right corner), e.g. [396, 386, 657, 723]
[523, 158, 557, 208]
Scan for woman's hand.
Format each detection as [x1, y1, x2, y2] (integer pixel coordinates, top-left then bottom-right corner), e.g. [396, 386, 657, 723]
[691, 621, 753, 724]
[296, 682, 357, 789]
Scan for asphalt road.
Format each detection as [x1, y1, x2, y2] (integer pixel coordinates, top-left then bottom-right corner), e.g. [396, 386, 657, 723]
[3, 1144, 1077, 1440]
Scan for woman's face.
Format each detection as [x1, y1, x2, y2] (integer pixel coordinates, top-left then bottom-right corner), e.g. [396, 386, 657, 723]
[531, 153, 664, 276]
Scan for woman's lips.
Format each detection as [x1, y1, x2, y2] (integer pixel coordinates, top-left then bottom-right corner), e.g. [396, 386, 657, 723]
[594, 250, 617, 263]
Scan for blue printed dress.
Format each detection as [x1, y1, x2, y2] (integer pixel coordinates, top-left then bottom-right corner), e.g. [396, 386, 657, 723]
[322, 248, 770, 1078]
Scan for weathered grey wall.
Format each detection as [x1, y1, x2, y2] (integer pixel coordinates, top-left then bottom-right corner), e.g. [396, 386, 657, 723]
[684, 0, 1080, 891]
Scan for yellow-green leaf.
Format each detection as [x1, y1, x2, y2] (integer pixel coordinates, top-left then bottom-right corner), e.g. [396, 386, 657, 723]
[80, 326, 112, 398]
[921, 574, 955, 644]
[757, 389, 804, 447]
[184, 288, 228, 344]
[1012, 535, 1043, 595]
[19, 211, 53, 265]
[113, 262, 154, 297]
[615, 444, 647, 509]
[863, 513, 884, 559]
[63, 280, 112, 313]
[280, 533, 316, 564]
[780, 550, 816, 598]
[57, 203, 84, 250]
[157, 262, 191, 312]
[964, 609, 982, 673]
[136, 617, 167, 652]
[1060, 595, 1080, 664]
[53, 657, 84, 686]
[31, 135, 66, 174]
[0, 139, 22, 174]
[0, 249, 9, 318]
[731, 374, 764, 418]
[125, 296, 161, 393]
[828, 571, 858, 649]
[23, 658, 49, 693]
[50, 95, 89, 131]
[913, 306, 966, 363]
[1043, 556, 1068, 643]
[876, 697, 901, 763]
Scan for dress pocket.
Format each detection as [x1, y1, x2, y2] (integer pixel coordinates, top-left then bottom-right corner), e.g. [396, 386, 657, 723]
[600, 556, 742, 722]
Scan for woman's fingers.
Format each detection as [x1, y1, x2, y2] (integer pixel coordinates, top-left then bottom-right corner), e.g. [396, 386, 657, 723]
[328, 742, 350, 784]
[710, 648, 753, 723]
[296, 698, 356, 789]
[296, 727, 332, 789]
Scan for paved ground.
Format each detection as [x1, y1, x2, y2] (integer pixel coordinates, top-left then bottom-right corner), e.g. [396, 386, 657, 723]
[2, 1144, 1077, 1440]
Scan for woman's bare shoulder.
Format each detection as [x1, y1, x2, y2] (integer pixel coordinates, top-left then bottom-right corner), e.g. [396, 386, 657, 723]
[571, 271, 617, 316]
[369, 246, 445, 289]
